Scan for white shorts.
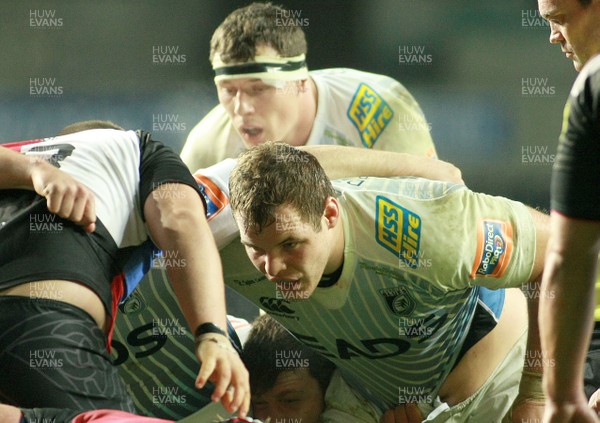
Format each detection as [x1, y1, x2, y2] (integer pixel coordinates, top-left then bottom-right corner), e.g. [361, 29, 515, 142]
[418, 329, 527, 422]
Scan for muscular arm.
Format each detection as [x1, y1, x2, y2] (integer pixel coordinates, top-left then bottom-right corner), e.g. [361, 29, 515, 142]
[524, 207, 551, 373]
[0, 144, 39, 189]
[505, 207, 549, 422]
[540, 214, 600, 422]
[300, 145, 463, 184]
[0, 145, 96, 232]
[143, 183, 249, 417]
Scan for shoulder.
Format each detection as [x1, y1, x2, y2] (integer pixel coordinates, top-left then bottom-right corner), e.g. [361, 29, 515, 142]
[312, 68, 405, 93]
[333, 176, 465, 199]
[182, 105, 237, 170]
[187, 105, 231, 139]
[571, 54, 600, 99]
[311, 67, 396, 84]
[567, 53, 600, 120]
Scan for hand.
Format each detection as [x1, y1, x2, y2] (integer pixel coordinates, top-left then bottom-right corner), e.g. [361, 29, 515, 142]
[195, 334, 250, 418]
[504, 397, 544, 423]
[543, 399, 600, 423]
[29, 159, 96, 232]
[589, 389, 600, 416]
[502, 370, 545, 422]
[380, 403, 423, 423]
[427, 158, 464, 185]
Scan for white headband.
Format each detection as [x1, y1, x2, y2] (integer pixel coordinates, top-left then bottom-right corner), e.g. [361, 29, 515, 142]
[212, 54, 309, 82]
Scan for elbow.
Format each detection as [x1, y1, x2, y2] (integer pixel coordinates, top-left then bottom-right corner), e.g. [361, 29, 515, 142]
[145, 183, 207, 241]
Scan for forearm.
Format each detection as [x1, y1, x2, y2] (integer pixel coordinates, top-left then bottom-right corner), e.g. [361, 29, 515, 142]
[520, 206, 551, 375]
[145, 183, 249, 415]
[541, 249, 597, 401]
[144, 183, 227, 333]
[300, 145, 463, 183]
[540, 214, 600, 404]
[523, 277, 543, 374]
[0, 145, 37, 189]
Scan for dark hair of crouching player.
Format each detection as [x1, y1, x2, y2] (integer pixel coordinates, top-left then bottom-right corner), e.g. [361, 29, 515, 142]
[241, 314, 335, 423]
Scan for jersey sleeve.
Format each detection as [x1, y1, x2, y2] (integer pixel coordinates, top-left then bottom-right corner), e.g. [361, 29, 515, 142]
[138, 131, 205, 221]
[193, 159, 239, 249]
[457, 191, 537, 290]
[180, 105, 237, 171]
[337, 177, 536, 293]
[551, 56, 600, 220]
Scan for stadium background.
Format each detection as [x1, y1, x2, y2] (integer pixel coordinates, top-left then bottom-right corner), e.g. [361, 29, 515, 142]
[0, 0, 574, 211]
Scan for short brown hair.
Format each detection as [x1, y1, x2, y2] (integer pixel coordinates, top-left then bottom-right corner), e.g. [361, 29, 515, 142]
[210, 2, 307, 64]
[229, 142, 335, 234]
[58, 120, 124, 136]
[242, 314, 336, 396]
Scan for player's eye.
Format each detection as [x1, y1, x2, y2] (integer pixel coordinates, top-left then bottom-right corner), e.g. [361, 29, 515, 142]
[250, 85, 269, 95]
[246, 245, 265, 256]
[220, 87, 236, 96]
[283, 241, 298, 249]
[280, 397, 301, 406]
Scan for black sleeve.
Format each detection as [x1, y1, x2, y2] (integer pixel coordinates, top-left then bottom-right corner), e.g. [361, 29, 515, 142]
[550, 57, 600, 220]
[136, 131, 206, 220]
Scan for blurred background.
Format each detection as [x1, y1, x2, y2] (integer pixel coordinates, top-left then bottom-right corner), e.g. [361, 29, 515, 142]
[0, 0, 575, 210]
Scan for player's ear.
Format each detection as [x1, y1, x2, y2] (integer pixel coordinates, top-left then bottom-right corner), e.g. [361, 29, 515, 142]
[323, 196, 340, 228]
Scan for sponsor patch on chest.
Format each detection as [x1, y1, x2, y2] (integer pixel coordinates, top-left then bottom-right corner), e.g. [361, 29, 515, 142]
[375, 196, 422, 267]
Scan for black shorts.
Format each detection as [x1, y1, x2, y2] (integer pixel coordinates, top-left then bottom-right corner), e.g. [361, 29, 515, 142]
[0, 296, 134, 413]
[20, 407, 80, 423]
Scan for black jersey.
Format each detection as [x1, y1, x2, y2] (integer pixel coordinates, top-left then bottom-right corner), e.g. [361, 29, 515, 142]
[551, 54, 600, 220]
[0, 129, 202, 317]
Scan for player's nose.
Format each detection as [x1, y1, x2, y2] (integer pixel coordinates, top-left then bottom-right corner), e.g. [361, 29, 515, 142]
[264, 254, 286, 280]
[234, 92, 255, 115]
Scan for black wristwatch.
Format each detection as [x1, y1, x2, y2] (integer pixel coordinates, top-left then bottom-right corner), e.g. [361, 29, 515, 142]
[194, 322, 227, 339]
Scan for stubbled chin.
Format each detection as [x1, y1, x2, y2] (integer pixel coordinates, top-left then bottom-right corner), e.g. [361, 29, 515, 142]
[276, 285, 313, 301]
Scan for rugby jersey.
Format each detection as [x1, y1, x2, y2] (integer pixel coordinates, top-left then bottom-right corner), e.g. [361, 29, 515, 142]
[0, 129, 201, 317]
[222, 176, 537, 409]
[114, 161, 521, 417]
[181, 68, 437, 171]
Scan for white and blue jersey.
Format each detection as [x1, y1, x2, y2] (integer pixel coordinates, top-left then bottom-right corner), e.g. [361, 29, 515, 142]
[221, 176, 536, 409]
[113, 162, 530, 416]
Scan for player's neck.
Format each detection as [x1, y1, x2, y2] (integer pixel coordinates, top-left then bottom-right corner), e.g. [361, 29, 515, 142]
[324, 214, 344, 275]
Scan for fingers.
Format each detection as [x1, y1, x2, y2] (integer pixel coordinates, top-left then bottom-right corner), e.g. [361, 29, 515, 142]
[43, 181, 96, 232]
[195, 351, 215, 390]
[380, 409, 394, 423]
[195, 338, 250, 418]
[30, 160, 97, 232]
[589, 389, 600, 415]
[68, 186, 96, 232]
[211, 360, 232, 403]
[406, 403, 423, 422]
[380, 404, 422, 423]
[440, 160, 464, 185]
[230, 367, 251, 418]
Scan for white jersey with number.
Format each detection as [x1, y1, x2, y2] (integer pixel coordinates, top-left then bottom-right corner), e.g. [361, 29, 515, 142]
[181, 68, 437, 171]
